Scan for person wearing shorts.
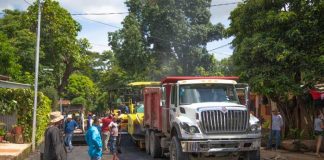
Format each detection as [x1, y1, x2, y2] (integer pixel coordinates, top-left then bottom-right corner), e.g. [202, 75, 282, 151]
[110, 123, 119, 160]
[314, 111, 324, 157]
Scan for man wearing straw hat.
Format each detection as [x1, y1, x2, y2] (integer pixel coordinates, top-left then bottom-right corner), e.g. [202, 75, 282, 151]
[43, 111, 67, 160]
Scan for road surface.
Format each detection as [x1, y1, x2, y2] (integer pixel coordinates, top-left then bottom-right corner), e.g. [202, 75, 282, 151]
[25, 134, 321, 160]
[25, 134, 166, 160]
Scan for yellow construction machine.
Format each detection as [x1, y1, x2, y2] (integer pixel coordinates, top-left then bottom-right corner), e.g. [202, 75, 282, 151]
[126, 81, 160, 148]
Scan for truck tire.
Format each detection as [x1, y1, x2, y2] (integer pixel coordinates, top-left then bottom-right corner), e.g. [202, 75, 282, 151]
[150, 131, 162, 158]
[170, 136, 189, 160]
[145, 129, 150, 154]
[245, 150, 260, 160]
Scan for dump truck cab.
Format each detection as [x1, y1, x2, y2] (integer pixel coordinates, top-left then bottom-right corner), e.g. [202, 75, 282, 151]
[144, 76, 261, 159]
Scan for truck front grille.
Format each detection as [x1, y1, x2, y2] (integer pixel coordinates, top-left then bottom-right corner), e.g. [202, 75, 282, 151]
[200, 109, 248, 134]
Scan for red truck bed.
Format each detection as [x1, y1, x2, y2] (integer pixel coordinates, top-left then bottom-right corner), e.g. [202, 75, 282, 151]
[143, 87, 163, 131]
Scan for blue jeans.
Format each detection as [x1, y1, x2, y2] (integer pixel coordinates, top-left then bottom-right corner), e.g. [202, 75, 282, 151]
[65, 133, 73, 150]
[109, 136, 117, 153]
[268, 130, 281, 149]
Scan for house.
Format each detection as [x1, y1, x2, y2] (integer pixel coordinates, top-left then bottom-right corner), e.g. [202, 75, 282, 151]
[0, 75, 31, 89]
[0, 75, 31, 131]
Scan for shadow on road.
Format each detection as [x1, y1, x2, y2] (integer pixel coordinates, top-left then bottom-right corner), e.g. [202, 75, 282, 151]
[119, 134, 167, 160]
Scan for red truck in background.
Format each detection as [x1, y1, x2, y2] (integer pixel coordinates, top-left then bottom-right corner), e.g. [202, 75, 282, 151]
[143, 76, 261, 160]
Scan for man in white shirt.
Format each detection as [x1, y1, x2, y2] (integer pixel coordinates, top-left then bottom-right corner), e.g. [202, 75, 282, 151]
[267, 109, 283, 150]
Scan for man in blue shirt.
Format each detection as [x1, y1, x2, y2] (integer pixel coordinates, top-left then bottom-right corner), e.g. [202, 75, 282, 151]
[85, 117, 103, 160]
[118, 103, 129, 114]
[64, 114, 78, 151]
[267, 109, 283, 150]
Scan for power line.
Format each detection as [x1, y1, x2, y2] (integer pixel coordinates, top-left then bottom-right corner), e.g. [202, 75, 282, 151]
[210, 51, 232, 56]
[90, 43, 110, 47]
[79, 16, 120, 29]
[71, 12, 129, 16]
[23, 0, 32, 5]
[210, 2, 239, 7]
[208, 43, 231, 52]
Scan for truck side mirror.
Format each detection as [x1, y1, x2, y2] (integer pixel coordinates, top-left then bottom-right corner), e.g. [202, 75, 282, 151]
[161, 100, 166, 107]
[235, 83, 250, 107]
[161, 86, 166, 107]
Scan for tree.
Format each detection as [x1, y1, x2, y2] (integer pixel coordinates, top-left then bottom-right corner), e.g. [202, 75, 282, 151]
[0, 10, 36, 83]
[66, 73, 98, 110]
[109, 13, 150, 76]
[0, 32, 21, 78]
[26, 0, 84, 95]
[228, 0, 324, 132]
[66, 73, 97, 99]
[109, 0, 225, 79]
[141, 0, 224, 76]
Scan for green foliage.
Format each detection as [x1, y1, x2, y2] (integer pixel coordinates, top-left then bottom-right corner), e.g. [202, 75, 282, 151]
[0, 128, 5, 136]
[66, 73, 98, 111]
[71, 96, 87, 106]
[0, 10, 36, 83]
[228, 0, 324, 133]
[0, 88, 51, 143]
[41, 87, 59, 109]
[0, 1, 92, 92]
[95, 92, 109, 113]
[287, 128, 305, 140]
[109, 0, 225, 79]
[109, 14, 150, 75]
[228, 0, 324, 97]
[66, 73, 97, 99]
[262, 119, 271, 129]
[0, 32, 22, 78]
[25, 0, 88, 94]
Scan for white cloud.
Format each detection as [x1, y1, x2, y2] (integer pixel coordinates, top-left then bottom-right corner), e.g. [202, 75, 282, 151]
[0, 0, 29, 11]
[59, 0, 127, 26]
[210, 0, 241, 26]
[0, 0, 240, 59]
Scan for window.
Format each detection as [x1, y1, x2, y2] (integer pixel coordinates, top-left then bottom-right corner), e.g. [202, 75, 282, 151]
[171, 85, 177, 106]
[179, 84, 239, 105]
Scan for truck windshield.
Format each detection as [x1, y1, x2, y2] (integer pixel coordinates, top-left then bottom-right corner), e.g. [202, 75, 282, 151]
[179, 84, 239, 105]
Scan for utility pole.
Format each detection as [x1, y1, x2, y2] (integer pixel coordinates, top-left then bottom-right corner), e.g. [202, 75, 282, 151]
[59, 78, 62, 113]
[32, 0, 42, 152]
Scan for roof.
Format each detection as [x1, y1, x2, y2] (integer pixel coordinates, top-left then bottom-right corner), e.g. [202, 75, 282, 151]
[0, 75, 9, 81]
[161, 76, 239, 84]
[128, 81, 160, 86]
[178, 79, 237, 85]
[58, 99, 71, 106]
[0, 80, 31, 89]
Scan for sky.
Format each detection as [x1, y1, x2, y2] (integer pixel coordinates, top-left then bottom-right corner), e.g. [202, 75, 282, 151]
[0, 0, 241, 60]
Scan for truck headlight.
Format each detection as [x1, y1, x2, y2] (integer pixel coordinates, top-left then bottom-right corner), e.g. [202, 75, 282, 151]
[249, 122, 261, 132]
[189, 126, 199, 133]
[180, 122, 199, 134]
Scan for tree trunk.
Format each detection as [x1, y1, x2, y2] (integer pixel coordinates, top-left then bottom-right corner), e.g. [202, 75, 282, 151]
[58, 61, 74, 95]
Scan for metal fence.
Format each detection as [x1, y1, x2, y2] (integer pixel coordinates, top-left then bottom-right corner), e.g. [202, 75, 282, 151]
[0, 113, 17, 131]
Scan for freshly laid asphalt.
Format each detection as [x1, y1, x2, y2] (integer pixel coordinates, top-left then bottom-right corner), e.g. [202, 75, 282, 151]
[25, 134, 323, 160]
[25, 134, 166, 160]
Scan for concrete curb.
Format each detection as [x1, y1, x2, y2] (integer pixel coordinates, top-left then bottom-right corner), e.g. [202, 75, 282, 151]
[0, 143, 31, 160]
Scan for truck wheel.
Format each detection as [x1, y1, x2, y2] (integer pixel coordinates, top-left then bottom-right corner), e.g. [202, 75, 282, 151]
[170, 136, 189, 160]
[150, 131, 162, 158]
[145, 129, 150, 154]
[245, 150, 260, 160]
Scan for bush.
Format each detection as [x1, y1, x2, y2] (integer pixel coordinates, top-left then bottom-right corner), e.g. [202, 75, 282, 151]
[71, 96, 86, 106]
[0, 88, 51, 143]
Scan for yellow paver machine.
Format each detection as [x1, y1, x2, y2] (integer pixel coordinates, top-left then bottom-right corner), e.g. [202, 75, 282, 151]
[126, 81, 160, 148]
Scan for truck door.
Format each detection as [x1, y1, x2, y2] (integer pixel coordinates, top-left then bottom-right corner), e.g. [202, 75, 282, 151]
[169, 85, 178, 125]
[235, 83, 250, 107]
[161, 85, 170, 133]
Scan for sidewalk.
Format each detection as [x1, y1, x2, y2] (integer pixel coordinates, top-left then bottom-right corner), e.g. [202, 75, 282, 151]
[261, 147, 324, 160]
[0, 143, 31, 160]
